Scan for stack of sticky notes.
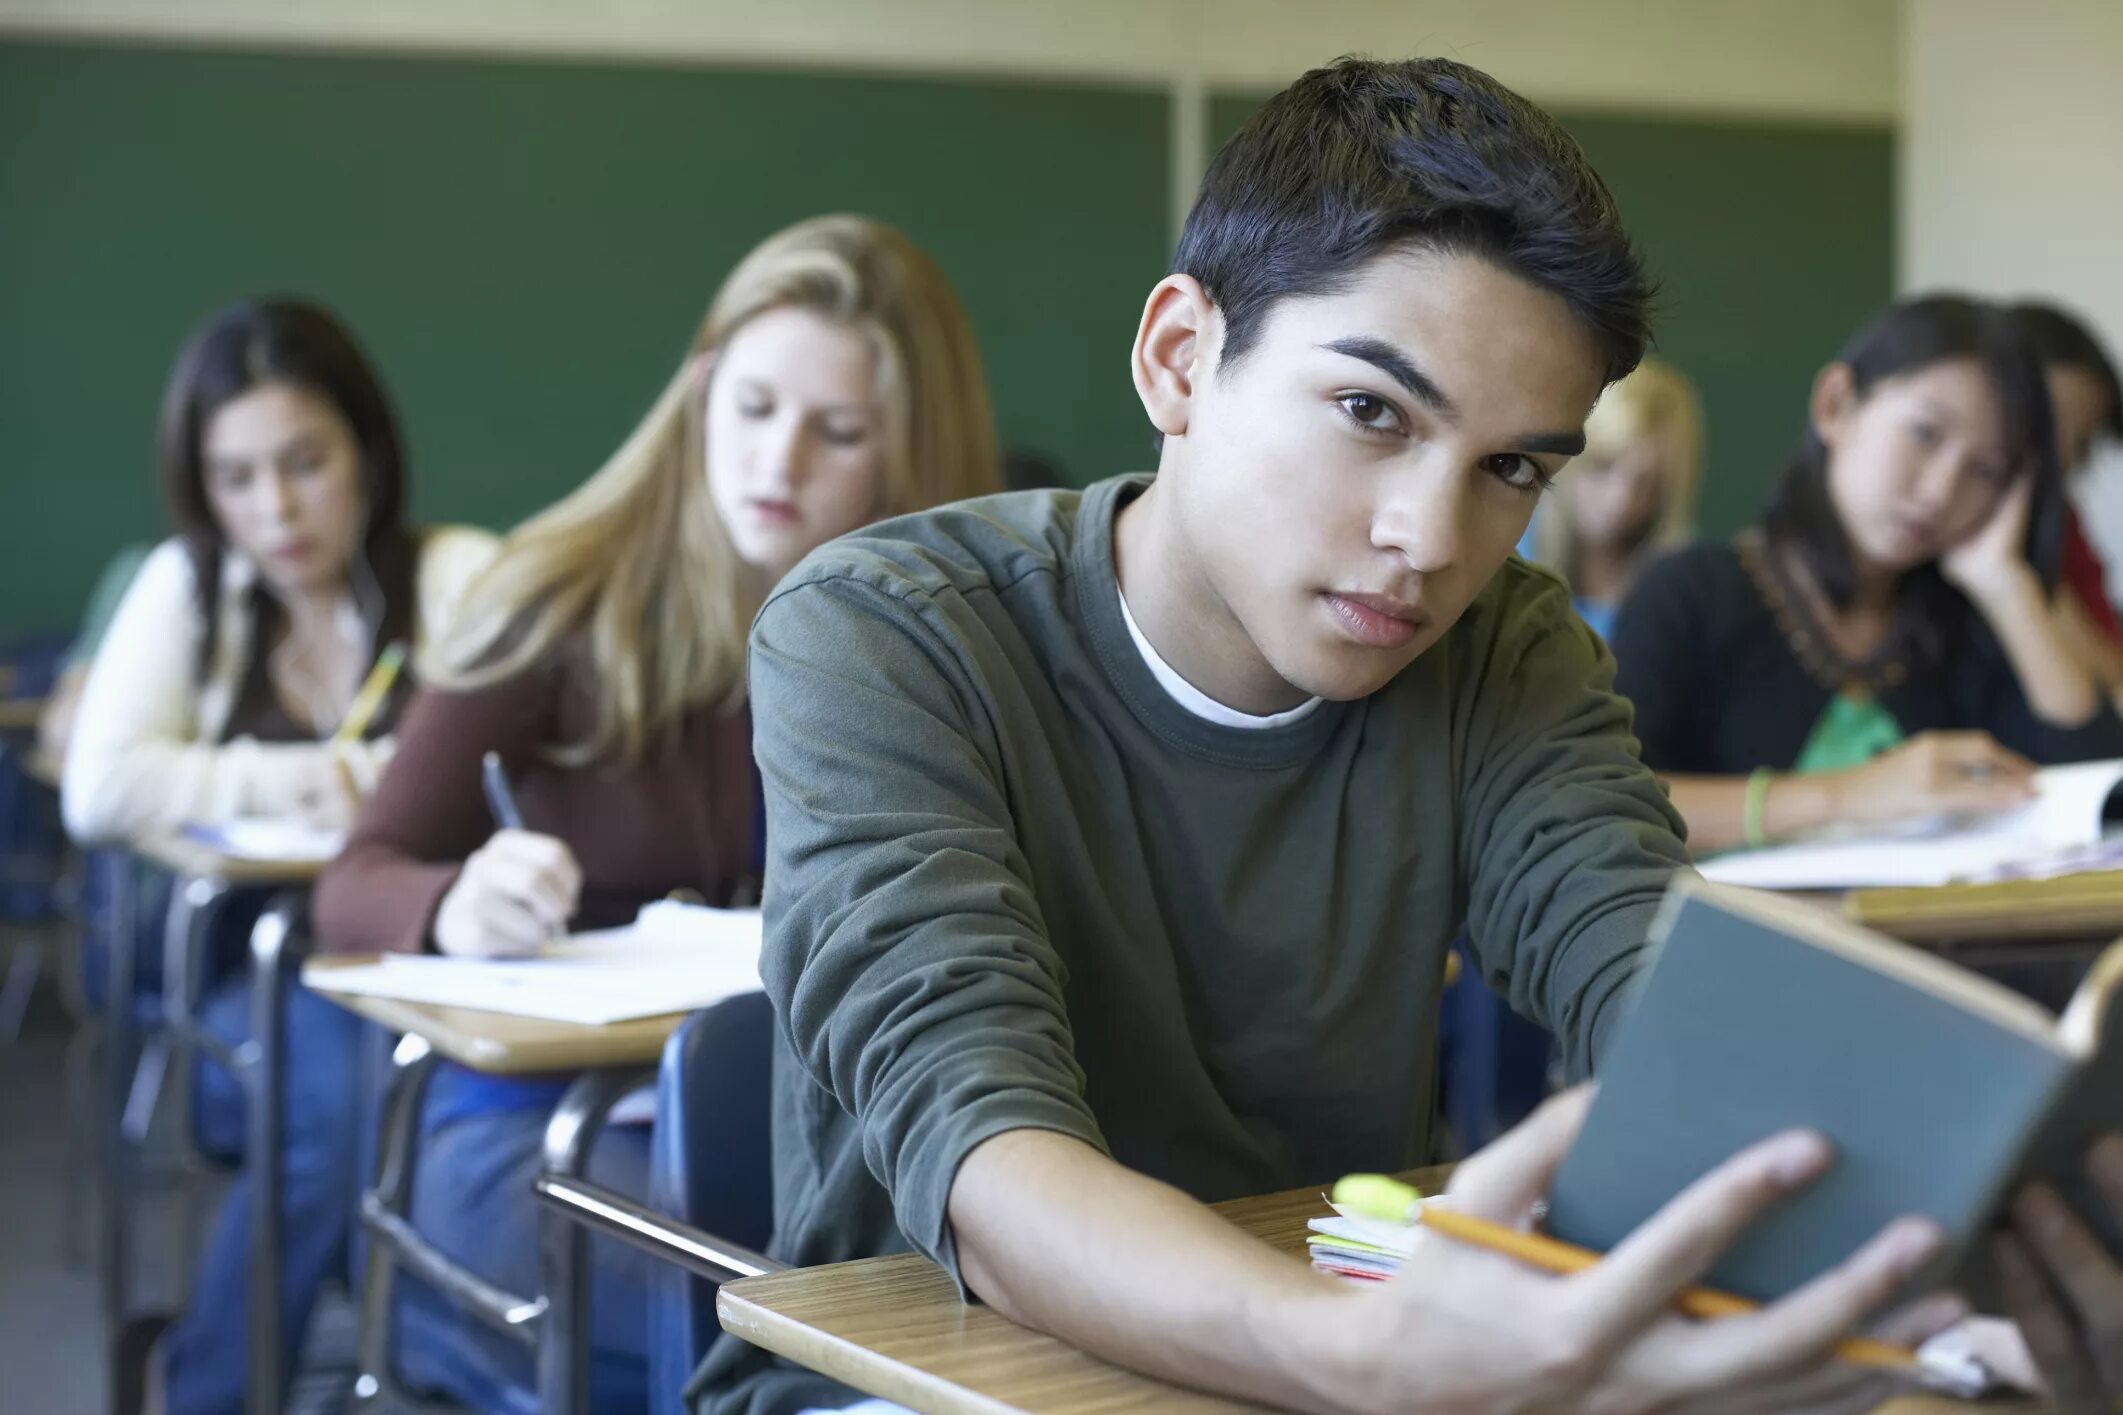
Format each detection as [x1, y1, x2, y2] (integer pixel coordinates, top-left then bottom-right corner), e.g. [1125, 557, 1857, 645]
[1306, 1202, 1418, 1282]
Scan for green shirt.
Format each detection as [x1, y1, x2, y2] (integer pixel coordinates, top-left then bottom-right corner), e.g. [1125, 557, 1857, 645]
[694, 475, 1689, 1414]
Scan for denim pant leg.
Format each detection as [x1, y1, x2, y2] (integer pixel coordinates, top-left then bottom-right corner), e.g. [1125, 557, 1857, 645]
[162, 977, 364, 1415]
[395, 1094, 655, 1415]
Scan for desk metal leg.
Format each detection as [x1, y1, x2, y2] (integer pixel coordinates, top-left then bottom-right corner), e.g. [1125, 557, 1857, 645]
[0, 933, 43, 1040]
[245, 892, 308, 1415]
[353, 1035, 443, 1413]
[100, 850, 138, 1410]
[125, 874, 227, 1147]
[536, 1068, 652, 1415]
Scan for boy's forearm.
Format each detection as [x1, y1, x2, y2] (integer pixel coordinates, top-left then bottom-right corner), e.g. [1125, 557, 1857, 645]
[948, 1128, 1372, 1415]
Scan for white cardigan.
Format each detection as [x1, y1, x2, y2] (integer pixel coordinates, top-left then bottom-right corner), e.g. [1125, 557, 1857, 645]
[62, 526, 499, 844]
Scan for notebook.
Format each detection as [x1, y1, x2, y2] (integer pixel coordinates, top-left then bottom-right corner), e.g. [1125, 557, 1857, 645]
[1545, 877, 2123, 1312]
[1697, 758, 2123, 890]
[308, 901, 764, 1025]
[182, 819, 346, 863]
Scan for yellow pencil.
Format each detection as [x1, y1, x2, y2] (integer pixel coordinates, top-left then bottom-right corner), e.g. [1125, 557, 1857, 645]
[336, 640, 407, 743]
[1333, 1175, 1917, 1371]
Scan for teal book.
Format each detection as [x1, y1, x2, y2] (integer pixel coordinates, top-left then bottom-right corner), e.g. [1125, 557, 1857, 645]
[1545, 877, 2123, 1310]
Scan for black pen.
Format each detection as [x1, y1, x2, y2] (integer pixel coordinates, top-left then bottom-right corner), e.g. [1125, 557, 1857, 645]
[481, 750, 525, 831]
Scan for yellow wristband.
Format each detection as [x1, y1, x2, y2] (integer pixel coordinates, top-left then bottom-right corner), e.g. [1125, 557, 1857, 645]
[1744, 768, 1775, 849]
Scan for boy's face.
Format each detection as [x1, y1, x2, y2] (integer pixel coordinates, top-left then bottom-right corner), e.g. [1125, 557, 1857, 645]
[1153, 247, 1606, 704]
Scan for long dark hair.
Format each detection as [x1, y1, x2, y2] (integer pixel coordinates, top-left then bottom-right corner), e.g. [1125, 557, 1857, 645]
[157, 298, 418, 715]
[1759, 294, 2063, 660]
[2013, 300, 2123, 445]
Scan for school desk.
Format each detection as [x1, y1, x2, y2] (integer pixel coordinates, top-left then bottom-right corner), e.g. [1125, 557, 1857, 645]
[715, 1167, 2039, 1415]
[305, 956, 701, 1413]
[0, 695, 46, 733]
[23, 747, 59, 788]
[0, 745, 66, 1042]
[303, 957, 688, 1072]
[103, 833, 322, 1415]
[1802, 873, 2123, 1013]
[1847, 869, 2123, 949]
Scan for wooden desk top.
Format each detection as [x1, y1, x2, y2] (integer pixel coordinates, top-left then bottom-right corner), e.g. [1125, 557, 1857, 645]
[130, 831, 330, 886]
[22, 749, 60, 789]
[1847, 870, 2123, 947]
[0, 696, 46, 732]
[719, 1167, 2034, 1415]
[302, 956, 682, 1074]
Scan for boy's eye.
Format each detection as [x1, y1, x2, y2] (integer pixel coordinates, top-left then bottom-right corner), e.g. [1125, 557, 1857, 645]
[1337, 393, 1404, 434]
[1480, 453, 1551, 493]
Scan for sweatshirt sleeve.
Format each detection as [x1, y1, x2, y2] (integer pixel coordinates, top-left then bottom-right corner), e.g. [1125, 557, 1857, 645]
[62, 540, 337, 842]
[311, 672, 552, 955]
[1452, 567, 1693, 1080]
[748, 567, 1107, 1284]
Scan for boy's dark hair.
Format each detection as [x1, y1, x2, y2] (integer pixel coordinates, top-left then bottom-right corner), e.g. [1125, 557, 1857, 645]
[1172, 56, 1650, 384]
[2013, 300, 2123, 444]
[1760, 293, 2062, 663]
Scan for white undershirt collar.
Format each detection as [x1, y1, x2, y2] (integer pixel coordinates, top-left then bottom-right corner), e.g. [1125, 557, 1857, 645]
[1116, 587, 1323, 730]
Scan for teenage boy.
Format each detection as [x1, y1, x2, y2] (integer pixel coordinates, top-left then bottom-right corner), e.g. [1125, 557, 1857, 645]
[695, 57, 2063, 1415]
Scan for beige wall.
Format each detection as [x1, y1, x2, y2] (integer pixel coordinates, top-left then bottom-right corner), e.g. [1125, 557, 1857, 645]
[1902, 0, 2123, 554]
[0, 0, 1900, 122]
[1901, 0, 2123, 342]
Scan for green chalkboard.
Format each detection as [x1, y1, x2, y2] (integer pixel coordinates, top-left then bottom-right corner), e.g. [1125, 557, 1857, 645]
[1206, 95, 1895, 538]
[0, 41, 1171, 636]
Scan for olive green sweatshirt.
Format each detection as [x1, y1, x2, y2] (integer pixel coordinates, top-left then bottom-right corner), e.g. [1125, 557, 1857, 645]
[694, 475, 1687, 1414]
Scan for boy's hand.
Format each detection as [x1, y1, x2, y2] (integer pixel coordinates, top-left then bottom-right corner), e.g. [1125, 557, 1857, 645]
[1313, 1088, 1961, 1414]
[1996, 1135, 2123, 1413]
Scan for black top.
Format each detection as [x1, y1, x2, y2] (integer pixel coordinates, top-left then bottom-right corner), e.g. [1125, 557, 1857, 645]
[1611, 538, 2123, 774]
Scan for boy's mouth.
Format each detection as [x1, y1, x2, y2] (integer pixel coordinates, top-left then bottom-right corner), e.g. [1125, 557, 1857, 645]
[1322, 590, 1428, 649]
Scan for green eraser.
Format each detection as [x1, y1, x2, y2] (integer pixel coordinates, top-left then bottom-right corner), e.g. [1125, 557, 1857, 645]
[1331, 1173, 1421, 1221]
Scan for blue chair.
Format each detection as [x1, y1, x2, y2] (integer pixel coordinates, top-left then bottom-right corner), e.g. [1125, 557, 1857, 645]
[645, 990, 776, 1415]
[0, 629, 78, 1033]
[1439, 933, 1555, 1152]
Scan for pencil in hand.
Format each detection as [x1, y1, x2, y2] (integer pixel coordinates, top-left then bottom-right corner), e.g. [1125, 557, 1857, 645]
[1331, 1174, 1918, 1371]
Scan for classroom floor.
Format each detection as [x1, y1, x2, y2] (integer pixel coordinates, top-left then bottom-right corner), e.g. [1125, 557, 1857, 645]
[0, 943, 359, 1415]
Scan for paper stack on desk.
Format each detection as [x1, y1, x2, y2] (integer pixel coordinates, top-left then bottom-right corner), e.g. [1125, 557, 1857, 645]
[310, 901, 763, 1025]
[1698, 758, 2123, 890]
[1306, 1205, 1417, 1282]
[182, 819, 347, 863]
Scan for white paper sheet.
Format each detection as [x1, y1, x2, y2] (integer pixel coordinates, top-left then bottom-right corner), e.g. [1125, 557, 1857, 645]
[1698, 759, 2123, 890]
[310, 905, 763, 1024]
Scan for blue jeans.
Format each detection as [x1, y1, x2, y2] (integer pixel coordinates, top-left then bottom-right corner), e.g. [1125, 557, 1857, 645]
[395, 1070, 654, 1415]
[163, 978, 364, 1415]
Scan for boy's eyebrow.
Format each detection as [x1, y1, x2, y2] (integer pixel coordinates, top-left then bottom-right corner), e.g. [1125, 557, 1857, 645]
[1517, 429, 1588, 456]
[1323, 335, 1586, 456]
[1320, 336, 1457, 418]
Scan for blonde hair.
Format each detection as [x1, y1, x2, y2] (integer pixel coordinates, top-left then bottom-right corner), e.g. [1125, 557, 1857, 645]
[437, 214, 1001, 764]
[1533, 356, 1704, 572]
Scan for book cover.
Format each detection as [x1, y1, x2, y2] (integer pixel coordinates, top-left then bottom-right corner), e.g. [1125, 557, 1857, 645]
[1545, 880, 2083, 1306]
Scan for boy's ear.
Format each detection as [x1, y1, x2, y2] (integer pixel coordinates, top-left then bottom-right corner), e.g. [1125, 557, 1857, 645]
[1809, 362, 1858, 449]
[1132, 275, 1218, 439]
